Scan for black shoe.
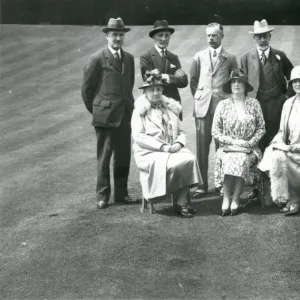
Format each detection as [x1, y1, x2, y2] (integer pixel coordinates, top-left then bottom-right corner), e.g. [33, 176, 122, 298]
[115, 196, 140, 205]
[185, 204, 197, 214]
[221, 208, 230, 216]
[193, 189, 208, 198]
[97, 201, 108, 209]
[175, 205, 193, 218]
[230, 208, 239, 216]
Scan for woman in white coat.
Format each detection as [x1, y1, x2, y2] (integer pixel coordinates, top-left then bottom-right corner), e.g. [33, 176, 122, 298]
[131, 72, 202, 217]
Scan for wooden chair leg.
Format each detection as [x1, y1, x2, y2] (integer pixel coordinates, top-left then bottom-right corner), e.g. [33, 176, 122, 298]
[149, 202, 156, 214]
[140, 197, 148, 213]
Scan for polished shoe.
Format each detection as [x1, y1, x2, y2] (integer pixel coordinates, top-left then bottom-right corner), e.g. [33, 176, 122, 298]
[230, 208, 239, 216]
[284, 203, 299, 216]
[175, 205, 193, 218]
[185, 203, 197, 214]
[97, 201, 108, 209]
[193, 189, 208, 198]
[221, 208, 230, 216]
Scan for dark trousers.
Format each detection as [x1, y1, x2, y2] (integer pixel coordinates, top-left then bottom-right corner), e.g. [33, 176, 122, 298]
[195, 104, 219, 191]
[95, 110, 131, 203]
[257, 93, 286, 152]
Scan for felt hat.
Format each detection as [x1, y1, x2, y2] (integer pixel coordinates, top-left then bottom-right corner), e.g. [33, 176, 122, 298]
[223, 68, 254, 94]
[102, 17, 130, 33]
[149, 20, 175, 38]
[249, 19, 274, 34]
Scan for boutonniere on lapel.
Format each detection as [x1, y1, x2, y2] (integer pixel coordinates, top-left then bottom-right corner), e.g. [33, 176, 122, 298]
[221, 53, 227, 59]
[276, 54, 281, 61]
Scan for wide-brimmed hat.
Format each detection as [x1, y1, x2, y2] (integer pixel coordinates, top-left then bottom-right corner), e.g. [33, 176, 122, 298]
[149, 20, 175, 38]
[288, 66, 300, 85]
[249, 19, 274, 35]
[102, 17, 131, 33]
[139, 71, 167, 89]
[223, 68, 254, 94]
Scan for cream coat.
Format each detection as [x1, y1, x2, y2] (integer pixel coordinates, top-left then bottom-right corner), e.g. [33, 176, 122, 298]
[131, 94, 186, 198]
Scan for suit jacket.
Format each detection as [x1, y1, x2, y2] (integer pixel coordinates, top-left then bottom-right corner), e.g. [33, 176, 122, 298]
[240, 47, 294, 99]
[81, 47, 135, 127]
[190, 47, 238, 118]
[140, 47, 188, 102]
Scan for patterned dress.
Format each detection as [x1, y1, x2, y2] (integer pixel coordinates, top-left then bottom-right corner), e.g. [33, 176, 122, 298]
[212, 97, 266, 190]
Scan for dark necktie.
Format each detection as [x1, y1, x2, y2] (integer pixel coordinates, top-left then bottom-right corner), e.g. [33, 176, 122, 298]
[213, 50, 217, 57]
[114, 52, 120, 60]
[261, 50, 267, 65]
[161, 49, 166, 60]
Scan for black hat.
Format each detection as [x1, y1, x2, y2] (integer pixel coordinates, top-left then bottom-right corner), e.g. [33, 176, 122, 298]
[223, 68, 254, 94]
[102, 17, 131, 33]
[139, 70, 167, 89]
[149, 20, 175, 38]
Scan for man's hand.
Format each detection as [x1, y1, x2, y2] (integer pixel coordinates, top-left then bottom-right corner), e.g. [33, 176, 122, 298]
[161, 144, 171, 152]
[151, 69, 161, 76]
[174, 68, 186, 77]
[290, 144, 300, 153]
[232, 139, 249, 147]
[169, 143, 183, 153]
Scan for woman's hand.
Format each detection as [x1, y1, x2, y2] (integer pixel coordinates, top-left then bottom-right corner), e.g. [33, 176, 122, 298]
[231, 139, 249, 147]
[161, 144, 171, 152]
[290, 144, 300, 153]
[170, 143, 183, 153]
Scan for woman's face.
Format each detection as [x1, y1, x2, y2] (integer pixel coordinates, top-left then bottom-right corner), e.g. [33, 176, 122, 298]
[292, 79, 300, 94]
[231, 79, 246, 95]
[145, 85, 164, 103]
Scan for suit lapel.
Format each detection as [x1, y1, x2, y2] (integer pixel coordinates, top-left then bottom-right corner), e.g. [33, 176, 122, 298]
[212, 48, 227, 75]
[105, 47, 122, 72]
[121, 49, 127, 75]
[251, 48, 260, 80]
[269, 47, 279, 81]
[151, 47, 167, 73]
[204, 48, 213, 73]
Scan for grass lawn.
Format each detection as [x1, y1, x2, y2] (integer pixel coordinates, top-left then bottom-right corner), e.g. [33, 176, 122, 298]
[0, 25, 300, 299]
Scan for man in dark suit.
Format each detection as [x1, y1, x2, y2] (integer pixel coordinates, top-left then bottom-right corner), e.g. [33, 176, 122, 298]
[81, 17, 135, 209]
[140, 20, 188, 119]
[240, 19, 294, 152]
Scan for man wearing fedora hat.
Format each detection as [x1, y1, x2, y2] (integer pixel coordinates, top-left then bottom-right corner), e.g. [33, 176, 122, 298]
[81, 17, 136, 209]
[190, 23, 238, 197]
[140, 20, 188, 120]
[240, 19, 294, 152]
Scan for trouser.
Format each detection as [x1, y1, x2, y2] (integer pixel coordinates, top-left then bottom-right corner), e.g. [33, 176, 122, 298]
[195, 102, 219, 191]
[95, 110, 131, 203]
[257, 93, 286, 152]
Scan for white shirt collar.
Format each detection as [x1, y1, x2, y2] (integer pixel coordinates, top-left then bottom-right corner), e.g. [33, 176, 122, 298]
[209, 45, 222, 57]
[155, 44, 167, 56]
[257, 46, 270, 58]
[108, 45, 121, 58]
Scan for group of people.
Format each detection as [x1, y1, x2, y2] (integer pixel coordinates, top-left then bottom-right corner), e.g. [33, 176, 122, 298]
[81, 17, 300, 218]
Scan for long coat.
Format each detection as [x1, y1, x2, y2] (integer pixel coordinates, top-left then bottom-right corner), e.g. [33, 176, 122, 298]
[190, 47, 238, 118]
[131, 94, 186, 198]
[140, 47, 188, 103]
[240, 47, 294, 99]
[81, 47, 135, 127]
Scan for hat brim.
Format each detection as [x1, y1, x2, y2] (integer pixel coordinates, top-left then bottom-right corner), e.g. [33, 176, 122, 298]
[249, 28, 274, 34]
[149, 28, 175, 38]
[288, 77, 300, 85]
[139, 83, 166, 89]
[102, 27, 131, 33]
[223, 78, 254, 94]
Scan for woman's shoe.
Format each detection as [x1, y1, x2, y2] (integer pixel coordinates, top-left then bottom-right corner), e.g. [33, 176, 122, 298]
[230, 208, 239, 216]
[176, 205, 193, 218]
[185, 203, 197, 214]
[221, 208, 230, 216]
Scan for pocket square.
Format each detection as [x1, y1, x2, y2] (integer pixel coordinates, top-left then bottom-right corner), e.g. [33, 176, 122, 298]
[170, 63, 176, 68]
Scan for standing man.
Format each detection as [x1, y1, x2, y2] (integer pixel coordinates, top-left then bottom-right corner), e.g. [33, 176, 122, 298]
[190, 23, 238, 197]
[140, 20, 188, 119]
[81, 17, 135, 209]
[240, 19, 294, 152]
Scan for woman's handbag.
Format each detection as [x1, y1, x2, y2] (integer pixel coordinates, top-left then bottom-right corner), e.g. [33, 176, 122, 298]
[223, 145, 253, 154]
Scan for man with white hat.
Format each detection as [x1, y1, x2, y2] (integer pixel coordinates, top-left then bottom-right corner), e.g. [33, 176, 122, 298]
[140, 20, 188, 120]
[240, 19, 294, 152]
[81, 17, 136, 209]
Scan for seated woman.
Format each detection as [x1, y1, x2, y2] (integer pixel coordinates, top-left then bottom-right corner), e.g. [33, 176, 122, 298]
[131, 71, 202, 218]
[259, 66, 300, 216]
[212, 68, 266, 216]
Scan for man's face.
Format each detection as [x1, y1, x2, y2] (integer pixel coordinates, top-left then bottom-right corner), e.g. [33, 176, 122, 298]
[253, 32, 271, 50]
[206, 26, 223, 49]
[105, 31, 125, 50]
[153, 31, 171, 49]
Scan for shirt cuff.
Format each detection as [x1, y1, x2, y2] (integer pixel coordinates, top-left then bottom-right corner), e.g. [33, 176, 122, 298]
[161, 74, 170, 83]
